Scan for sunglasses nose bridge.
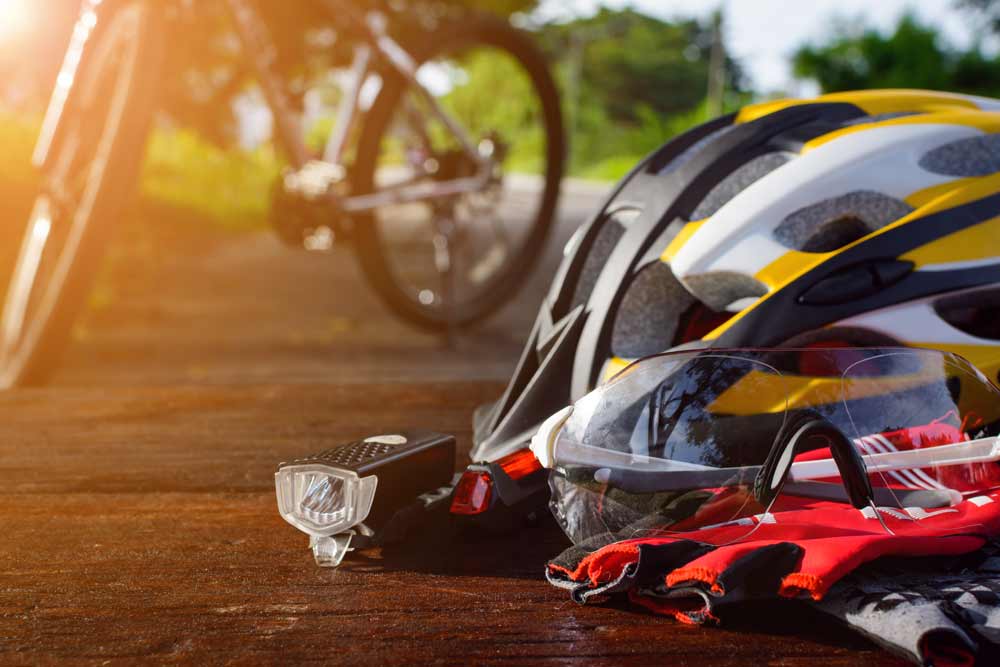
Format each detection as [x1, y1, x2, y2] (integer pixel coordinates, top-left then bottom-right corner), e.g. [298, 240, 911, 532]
[754, 414, 874, 510]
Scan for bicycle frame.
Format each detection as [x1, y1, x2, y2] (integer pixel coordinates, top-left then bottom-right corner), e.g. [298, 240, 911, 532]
[35, 0, 496, 217]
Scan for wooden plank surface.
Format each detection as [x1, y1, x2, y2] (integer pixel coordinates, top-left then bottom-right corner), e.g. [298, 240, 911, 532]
[0, 381, 903, 665]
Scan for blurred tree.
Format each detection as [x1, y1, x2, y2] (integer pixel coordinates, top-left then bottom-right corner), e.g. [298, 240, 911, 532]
[793, 13, 1000, 95]
[537, 8, 743, 125]
[533, 7, 746, 175]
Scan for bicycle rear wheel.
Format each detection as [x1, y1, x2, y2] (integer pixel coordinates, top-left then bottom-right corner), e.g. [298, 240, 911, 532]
[352, 14, 565, 330]
[0, 3, 164, 387]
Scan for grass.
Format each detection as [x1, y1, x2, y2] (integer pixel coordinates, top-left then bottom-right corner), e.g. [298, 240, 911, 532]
[0, 112, 278, 233]
[141, 128, 279, 232]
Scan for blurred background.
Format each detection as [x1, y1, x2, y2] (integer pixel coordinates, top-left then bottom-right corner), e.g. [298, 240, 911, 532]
[1, 0, 999, 387]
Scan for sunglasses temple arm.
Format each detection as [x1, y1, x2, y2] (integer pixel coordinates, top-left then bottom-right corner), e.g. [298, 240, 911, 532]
[783, 481, 961, 508]
[789, 436, 1000, 482]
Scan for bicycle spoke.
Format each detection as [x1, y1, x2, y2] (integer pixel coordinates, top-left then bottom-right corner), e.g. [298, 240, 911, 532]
[467, 239, 508, 286]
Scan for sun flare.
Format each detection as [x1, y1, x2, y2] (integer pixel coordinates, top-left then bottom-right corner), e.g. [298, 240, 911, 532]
[0, 0, 32, 40]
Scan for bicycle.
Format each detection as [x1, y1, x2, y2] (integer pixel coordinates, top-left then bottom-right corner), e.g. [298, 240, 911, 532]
[0, 0, 565, 387]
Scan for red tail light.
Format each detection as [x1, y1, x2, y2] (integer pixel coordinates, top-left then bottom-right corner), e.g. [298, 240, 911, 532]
[450, 470, 493, 515]
[497, 448, 542, 480]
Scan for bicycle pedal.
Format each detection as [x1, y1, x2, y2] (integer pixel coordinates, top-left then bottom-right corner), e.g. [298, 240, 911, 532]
[283, 160, 347, 201]
[303, 226, 336, 252]
[270, 174, 348, 251]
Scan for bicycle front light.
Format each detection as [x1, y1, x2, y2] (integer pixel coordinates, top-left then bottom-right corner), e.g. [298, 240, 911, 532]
[275, 464, 378, 566]
[275, 432, 455, 567]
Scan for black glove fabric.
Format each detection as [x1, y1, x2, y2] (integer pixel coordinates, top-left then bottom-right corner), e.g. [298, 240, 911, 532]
[814, 539, 1000, 666]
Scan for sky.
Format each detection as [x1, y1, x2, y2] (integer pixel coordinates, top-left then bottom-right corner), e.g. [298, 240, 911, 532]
[537, 0, 984, 95]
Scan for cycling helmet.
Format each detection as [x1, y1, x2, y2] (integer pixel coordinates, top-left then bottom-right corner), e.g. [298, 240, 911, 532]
[472, 89, 1000, 469]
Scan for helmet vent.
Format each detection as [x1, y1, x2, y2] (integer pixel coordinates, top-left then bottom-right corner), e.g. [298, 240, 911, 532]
[920, 134, 1000, 177]
[690, 152, 794, 220]
[793, 215, 871, 253]
[680, 271, 768, 312]
[934, 288, 1000, 341]
[774, 190, 913, 252]
[611, 261, 694, 358]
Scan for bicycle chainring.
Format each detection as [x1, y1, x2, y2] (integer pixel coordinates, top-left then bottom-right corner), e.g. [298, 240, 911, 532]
[269, 174, 349, 250]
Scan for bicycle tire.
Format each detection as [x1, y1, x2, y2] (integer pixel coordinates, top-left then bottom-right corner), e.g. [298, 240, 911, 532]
[0, 3, 165, 388]
[351, 14, 565, 331]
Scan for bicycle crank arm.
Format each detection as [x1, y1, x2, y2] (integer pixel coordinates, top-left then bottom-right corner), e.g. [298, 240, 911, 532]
[340, 173, 494, 214]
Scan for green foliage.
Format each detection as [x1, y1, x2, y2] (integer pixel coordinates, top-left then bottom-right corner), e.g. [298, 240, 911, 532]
[140, 128, 280, 232]
[0, 111, 276, 233]
[573, 98, 747, 181]
[537, 8, 741, 124]
[436, 48, 547, 172]
[533, 8, 745, 180]
[793, 13, 1000, 96]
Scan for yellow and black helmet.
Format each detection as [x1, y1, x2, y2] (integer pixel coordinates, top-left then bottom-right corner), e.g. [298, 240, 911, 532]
[472, 89, 1000, 463]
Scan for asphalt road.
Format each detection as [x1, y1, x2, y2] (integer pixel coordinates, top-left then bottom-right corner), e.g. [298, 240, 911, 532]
[53, 178, 610, 387]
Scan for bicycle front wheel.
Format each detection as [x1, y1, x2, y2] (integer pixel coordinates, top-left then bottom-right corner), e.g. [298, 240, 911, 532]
[352, 14, 565, 330]
[0, 3, 164, 387]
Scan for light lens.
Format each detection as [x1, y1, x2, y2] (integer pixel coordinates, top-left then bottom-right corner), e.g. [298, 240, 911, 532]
[497, 448, 543, 480]
[450, 470, 493, 515]
[275, 465, 378, 537]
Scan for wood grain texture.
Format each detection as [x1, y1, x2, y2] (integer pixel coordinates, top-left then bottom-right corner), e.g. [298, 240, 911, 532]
[0, 382, 903, 665]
